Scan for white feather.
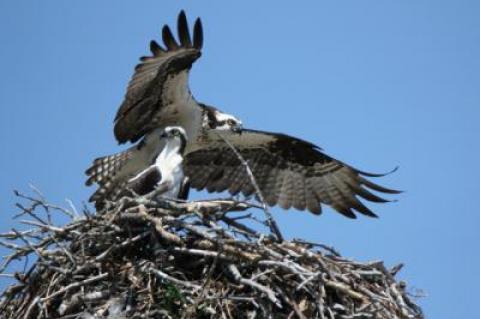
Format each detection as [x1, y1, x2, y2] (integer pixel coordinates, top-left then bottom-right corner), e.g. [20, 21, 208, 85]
[156, 134, 185, 198]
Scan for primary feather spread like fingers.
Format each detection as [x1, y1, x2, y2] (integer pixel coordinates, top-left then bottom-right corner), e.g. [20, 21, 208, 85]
[184, 129, 400, 218]
[113, 11, 203, 144]
[162, 25, 179, 50]
[193, 18, 203, 49]
[150, 40, 165, 55]
[177, 10, 192, 47]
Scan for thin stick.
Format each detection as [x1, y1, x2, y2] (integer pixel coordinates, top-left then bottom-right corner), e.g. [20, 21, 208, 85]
[41, 273, 109, 301]
[0, 189, 423, 318]
[216, 133, 284, 242]
[149, 267, 201, 290]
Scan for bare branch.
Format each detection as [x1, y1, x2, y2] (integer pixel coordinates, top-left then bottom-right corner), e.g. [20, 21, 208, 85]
[0, 190, 423, 319]
[215, 132, 284, 242]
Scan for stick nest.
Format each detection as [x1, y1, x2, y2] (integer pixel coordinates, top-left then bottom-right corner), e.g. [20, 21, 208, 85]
[0, 191, 423, 319]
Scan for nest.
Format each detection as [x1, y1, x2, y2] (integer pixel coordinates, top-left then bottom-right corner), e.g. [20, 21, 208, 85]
[0, 190, 423, 319]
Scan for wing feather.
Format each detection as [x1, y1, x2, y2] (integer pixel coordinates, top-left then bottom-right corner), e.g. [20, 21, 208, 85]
[193, 18, 203, 49]
[277, 171, 294, 210]
[127, 166, 162, 196]
[150, 40, 165, 55]
[291, 170, 306, 211]
[340, 171, 390, 203]
[177, 11, 192, 47]
[85, 148, 135, 186]
[258, 166, 281, 206]
[228, 168, 249, 196]
[358, 176, 401, 194]
[305, 179, 321, 214]
[162, 25, 179, 50]
[184, 129, 400, 218]
[330, 173, 377, 217]
[114, 11, 203, 143]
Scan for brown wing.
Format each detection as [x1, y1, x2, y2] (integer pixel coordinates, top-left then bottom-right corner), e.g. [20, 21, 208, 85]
[114, 11, 203, 143]
[85, 145, 151, 209]
[184, 129, 400, 218]
[85, 148, 135, 187]
[88, 163, 162, 210]
[85, 149, 134, 210]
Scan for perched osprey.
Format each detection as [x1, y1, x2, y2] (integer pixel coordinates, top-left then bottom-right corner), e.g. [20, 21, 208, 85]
[86, 11, 242, 207]
[120, 126, 189, 203]
[87, 11, 400, 218]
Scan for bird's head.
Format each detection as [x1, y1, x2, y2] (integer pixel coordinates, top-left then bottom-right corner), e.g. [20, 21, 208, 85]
[202, 105, 243, 134]
[160, 126, 187, 139]
[214, 112, 243, 133]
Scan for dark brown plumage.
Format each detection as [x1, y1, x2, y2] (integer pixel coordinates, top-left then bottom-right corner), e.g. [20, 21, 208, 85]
[184, 129, 400, 218]
[127, 166, 162, 196]
[113, 10, 203, 144]
[85, 148, 134, 190]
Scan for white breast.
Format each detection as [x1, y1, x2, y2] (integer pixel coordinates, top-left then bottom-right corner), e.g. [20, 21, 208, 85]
[155, 137, 185, 199]
[158, 154, 184, 198]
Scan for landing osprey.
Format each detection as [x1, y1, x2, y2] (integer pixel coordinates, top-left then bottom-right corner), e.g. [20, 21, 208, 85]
[110, 126, 189, 206]
[87, 11, 400, 218]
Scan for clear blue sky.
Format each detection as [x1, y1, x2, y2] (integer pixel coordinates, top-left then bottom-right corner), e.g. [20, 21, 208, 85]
[1, 1, 478, 317]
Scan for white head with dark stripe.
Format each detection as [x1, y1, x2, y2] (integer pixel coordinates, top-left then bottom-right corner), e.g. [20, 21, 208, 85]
[201, 104, 243, 133]
[159, 126, 188, 155]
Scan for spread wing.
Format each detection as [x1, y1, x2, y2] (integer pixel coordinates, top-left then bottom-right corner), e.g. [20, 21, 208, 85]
[86, 161, 162, 210]
[85, 148, 135, 187]
[114, 10, 203, 144]
[184, 129, 400, 218]
[85, 147, 148, 209]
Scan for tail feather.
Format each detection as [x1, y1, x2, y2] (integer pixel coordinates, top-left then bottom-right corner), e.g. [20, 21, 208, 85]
[85, 149, 134, 186]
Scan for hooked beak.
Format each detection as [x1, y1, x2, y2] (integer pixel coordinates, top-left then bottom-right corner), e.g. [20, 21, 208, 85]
[233, 125, 243, 135]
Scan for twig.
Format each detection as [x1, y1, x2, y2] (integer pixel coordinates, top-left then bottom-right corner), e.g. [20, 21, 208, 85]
[149, 267, 201, 290]
[216, 132, 284, 242]
[0, 190, 423, 319]
[41, 273, 109, 301]
[227, 264, 281, 308]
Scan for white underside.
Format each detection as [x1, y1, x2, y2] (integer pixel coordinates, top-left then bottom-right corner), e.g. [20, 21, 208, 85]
[155, 138, 185, 198]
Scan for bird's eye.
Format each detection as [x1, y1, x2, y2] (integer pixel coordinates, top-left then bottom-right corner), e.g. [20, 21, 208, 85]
[227, 119, 236, 126]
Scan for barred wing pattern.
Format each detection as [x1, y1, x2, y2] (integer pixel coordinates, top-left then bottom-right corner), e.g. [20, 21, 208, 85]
[114, 10, 203, 143]
[85, 148, 137, 207]
[184, 129, 400, 218]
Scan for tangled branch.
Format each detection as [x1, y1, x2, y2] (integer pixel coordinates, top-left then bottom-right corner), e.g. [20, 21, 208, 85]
[0, 190, 423, 319]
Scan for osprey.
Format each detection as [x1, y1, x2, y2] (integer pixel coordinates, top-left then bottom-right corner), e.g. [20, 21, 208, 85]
[86, 11, 242, 207]
[121, 126, 189, 203]
[87, 11, 400, 218]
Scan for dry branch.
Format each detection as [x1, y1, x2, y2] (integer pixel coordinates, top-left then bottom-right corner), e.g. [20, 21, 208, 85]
[0, 191, 424, 319]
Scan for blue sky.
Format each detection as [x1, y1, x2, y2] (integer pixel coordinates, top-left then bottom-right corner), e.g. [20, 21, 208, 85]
[1, 1, 479, 317]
